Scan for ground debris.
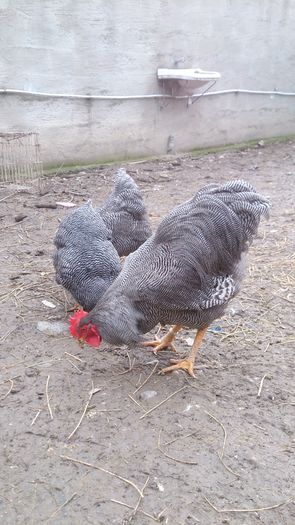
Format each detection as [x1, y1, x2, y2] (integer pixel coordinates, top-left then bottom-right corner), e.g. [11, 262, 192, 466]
[0, 140, 294, 524]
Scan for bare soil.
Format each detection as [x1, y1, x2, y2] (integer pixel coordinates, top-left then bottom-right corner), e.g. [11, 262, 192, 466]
[0, 140, 294, 525]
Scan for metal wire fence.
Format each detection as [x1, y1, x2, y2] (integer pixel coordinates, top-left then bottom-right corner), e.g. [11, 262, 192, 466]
[0, 132, 43, 183]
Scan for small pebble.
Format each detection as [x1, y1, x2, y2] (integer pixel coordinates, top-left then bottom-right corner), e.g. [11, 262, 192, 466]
[230, 307, 245, 317]
[247, 456, 259, 467]
[37, 321, 68, 336]
[14, 213, 27, 223]
[25, 368, 39, 377]
[139, 390, 158, 401]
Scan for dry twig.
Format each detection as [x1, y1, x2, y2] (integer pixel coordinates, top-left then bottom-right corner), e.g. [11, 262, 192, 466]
[67, 382, 101, 440]
[204, 495, 294, 514]
[133, 362, 158, 395]
[204, 410, 227, 459]
[96, 408, 122, 413]
[31, 395, 53, 426]
[140, 385, 187, 420]
[128, 394, 145, 411]
[31, 410, 42, 426]
[0, 379, 14, 400]
[128, 475, 150, 522]
[116, 358, 136, 376]
[275, 294, 295, 305]
[163, 430, 199, 447]
[110, 499, 160, 522]
[157, 429, 198, 465]
[60, 455, 144, 498]
[45, 375, 53, 420]
[64, 351, 84, 362]
[0, 328, 18, 344]
[0, 192, 17, 203]
[0, 375, 20, 386]
[204, 410, 239, 477]
[257, 374, 268, 397]
[135, 373, 142, 388]
[45, 493, 77, 522]
[66, 358, 83, 374]
[0, 357, 61, 372]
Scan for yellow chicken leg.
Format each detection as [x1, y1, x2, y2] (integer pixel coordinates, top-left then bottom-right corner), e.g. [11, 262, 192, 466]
[160, 326, 208, 377]
[67, 303, 82, 313]
[143, 325, 182, 354]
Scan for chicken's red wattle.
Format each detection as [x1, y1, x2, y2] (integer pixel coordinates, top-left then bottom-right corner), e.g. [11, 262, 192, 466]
[69, 310, 101, 348]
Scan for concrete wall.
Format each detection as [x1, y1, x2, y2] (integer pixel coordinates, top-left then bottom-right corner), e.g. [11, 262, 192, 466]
[1, 0, 295, 166]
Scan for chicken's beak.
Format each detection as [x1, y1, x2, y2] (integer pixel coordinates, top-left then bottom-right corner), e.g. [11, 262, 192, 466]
[78, 337, 86, 348]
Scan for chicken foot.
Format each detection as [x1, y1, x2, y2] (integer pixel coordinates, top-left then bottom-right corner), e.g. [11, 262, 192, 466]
[143, 325, 182, 354]
[160, 326, 208, 377]
[67, 303, 83, 313]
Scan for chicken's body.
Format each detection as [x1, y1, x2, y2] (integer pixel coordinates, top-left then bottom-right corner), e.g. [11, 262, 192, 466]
[79, 180, 269, 375]
[53, 201, 121, 312]
[99, 168, 152, 256]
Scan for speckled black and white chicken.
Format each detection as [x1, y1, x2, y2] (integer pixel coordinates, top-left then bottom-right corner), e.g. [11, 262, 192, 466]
[72, 180, 269, 376]
[53, 201, 121, 312]
[53, 168, 151, 311]
[99, 168, 152, 256]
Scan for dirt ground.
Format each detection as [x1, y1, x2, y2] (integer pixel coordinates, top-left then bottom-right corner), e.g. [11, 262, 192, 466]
[0, 140, 294, 525]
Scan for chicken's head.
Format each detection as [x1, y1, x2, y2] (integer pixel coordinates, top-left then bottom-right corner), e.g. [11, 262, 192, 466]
[69, 310, 101, 348]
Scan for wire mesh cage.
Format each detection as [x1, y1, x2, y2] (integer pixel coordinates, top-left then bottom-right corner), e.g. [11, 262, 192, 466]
[0, 132, 43, 184]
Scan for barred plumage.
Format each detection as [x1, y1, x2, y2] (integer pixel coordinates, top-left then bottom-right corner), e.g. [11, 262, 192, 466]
[81, 180, 270, 345]
[53, 201, 121, 311]
[53, 168, 151, 310]
[99, 168, 152, 256]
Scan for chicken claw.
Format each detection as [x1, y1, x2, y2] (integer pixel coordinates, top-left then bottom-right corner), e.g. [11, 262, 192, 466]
[160, 358, 196, 377]
[159, 326, 208, 378]
[67, 303, 82, 313]
[142, 325, 182, 354]
[142, 338, 177, 354]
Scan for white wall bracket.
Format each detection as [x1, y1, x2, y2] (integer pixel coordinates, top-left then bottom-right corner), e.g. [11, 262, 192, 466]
[157, 68, 221, 97]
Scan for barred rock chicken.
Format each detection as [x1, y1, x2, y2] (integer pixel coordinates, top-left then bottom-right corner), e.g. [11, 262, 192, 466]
[70, 180, 269, 376]
[53, 201, 121, 312]
[53, 168, 151, 311]
[99, 168, 152, 256]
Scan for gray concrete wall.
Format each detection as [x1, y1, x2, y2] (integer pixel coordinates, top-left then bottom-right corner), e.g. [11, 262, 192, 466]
[1, 0, 295, 166]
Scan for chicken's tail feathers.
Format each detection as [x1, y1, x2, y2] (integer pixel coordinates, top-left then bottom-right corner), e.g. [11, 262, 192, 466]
[99, 167, 149, 223]
[196, 179, 268, 203]
[198, 179, 255, 195]
[99, 168, 142, 209]
[196, 179, 270, 241]
[113, 168, 140, 193]
[229, 195, 270, 241]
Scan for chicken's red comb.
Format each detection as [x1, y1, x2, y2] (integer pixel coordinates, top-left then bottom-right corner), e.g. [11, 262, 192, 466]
[69, 310, 101, 348]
